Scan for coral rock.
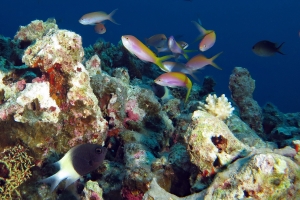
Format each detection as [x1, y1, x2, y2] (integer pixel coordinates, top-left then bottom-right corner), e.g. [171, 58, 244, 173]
[185, 110, 250, 175]
[229, 67, 264, 135]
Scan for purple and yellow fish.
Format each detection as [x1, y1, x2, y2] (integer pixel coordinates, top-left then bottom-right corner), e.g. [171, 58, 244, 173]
[121, 35, 173, 71]
[154, 72, 192, 103]
[186, 52, 223, 71]
[192, 21, 216, 52]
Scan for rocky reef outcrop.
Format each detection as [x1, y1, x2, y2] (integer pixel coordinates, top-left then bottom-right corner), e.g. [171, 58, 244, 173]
[0, 19, 299, 200]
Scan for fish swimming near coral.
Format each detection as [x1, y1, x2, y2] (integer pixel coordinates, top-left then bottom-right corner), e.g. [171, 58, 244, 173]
[79, 9, 119, 25]
[186, 52, 223, 71]
[252, 40, 285, 57]
[94, 23, 106, 34]
[41, 144, 107, 191]
[192, 21, 216, 52]
[154, 72, 192, 103]
[162, 61, 200, 82]
[121, 35, 173, 71]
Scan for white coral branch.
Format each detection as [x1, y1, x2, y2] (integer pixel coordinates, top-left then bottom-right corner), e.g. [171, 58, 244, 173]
[202, 94, 234, 120]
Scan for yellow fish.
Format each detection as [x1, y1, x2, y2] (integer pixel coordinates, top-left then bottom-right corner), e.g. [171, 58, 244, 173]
[121, 35, 173, 71]
[154, 72, 192, 103]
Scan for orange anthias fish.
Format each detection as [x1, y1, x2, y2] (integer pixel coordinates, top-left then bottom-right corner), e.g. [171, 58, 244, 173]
[154, 72, 192, 103]
[94, 23, 106, 34]
[186, 52, 223, 71]
[121, 35, 173, 71]
[79, 9, 119, 25]
[192, 21, 216, 52]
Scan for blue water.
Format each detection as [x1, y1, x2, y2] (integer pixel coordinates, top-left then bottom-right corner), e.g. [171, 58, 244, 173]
[1, 0, 300, 113]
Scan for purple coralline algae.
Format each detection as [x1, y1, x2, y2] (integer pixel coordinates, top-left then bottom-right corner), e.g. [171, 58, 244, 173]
[229, 67, 264, 135]
[0, 19, 300, 200]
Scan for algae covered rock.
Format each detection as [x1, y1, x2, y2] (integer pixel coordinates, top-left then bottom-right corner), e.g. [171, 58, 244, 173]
[185, 110, 250, 175]
[204, 153, 300, 199]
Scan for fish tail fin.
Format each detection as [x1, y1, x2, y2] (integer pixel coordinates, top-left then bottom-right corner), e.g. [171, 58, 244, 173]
[277, 42, 285, 55]
[191, 21, 207, 35]
[156, 55, 174, 71]
[108, 8, 120, 25]
[187, 69, 200, 82]
[40, 172, 63, 192]
[210, 52, 223, 70]
[184, 77, 192, 103]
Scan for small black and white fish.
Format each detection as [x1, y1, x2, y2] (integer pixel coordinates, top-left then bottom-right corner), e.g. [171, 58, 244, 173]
[41, 143, 107, 191]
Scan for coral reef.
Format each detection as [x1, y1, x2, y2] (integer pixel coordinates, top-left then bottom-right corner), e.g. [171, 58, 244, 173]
[0, 22, 107, 170]
[82, 180, 104, 200]
[1, 19, 300, 200]
[229, 67, 264, 135]
[184, 110, 250, 188]
[203, 151, 300, 199]
[14, 18, 58, 43]
[263, 102, 300, 147]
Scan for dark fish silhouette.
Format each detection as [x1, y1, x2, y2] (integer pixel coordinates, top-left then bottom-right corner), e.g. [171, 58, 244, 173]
[252, 40, 285, 57]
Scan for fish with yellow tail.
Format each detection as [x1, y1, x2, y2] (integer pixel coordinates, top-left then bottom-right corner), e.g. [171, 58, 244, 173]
[162, 61, 200, 82]
[79, 9, 119, 25]
[192, 21, 216, 52]
[186, 52, 223, 71]
[41, 144, 107, 191]
[154, 72, 192, 103]
[121, 35, 174, 71]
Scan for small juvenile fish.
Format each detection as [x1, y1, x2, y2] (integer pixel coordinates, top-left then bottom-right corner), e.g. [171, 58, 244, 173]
[145, 34, 168, 48]
[252, 40, 285, 57]
[79, 9, 119, 25]
[177, 41, 189, 49]
[154, 72, 192, 103]
[186, 52, 223, 71]
[192, 21, 216, 52]
[94, 23, 106, 34]
[121, 35, 173, 71]
[41, 144, 107, 191]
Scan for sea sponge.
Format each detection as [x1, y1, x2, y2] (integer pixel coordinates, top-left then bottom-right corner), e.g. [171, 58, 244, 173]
[201, 94, 234, 120]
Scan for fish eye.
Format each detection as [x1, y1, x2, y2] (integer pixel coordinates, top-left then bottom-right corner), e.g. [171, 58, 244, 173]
[95, 147, 102, 154]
